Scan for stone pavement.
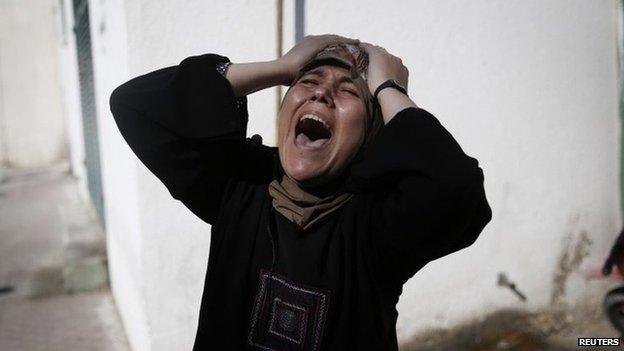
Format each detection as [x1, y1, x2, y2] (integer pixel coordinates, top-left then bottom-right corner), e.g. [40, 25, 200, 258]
[0, 165, 130, 351]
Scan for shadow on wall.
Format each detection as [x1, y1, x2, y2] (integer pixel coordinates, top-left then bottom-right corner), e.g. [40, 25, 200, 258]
[399, 302, 614, 351]
[400, 223, 606, 351]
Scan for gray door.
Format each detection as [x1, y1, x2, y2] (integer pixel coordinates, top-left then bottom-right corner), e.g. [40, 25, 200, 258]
[73, 0, 105, 227]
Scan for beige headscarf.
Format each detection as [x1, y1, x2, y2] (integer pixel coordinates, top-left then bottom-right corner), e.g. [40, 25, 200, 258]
[269, 43, 381, 231]
[269, 175, 353, 230]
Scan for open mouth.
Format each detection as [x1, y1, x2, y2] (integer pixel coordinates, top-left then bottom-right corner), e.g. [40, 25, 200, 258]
[295, 114, 332, 149]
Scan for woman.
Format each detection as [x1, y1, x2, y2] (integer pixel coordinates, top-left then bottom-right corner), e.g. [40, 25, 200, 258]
[110, 34, 492, 351]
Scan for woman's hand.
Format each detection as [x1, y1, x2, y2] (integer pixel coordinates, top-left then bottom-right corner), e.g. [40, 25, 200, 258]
[224, 34, 357, 97]
[277, 34, 360, 85]
[359, 42, 409, 95]
[226, 37, 407, 98]
[359, 42, 416, 124]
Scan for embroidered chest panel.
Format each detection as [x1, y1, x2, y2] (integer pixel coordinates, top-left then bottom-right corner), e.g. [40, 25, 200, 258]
[248, 270, 331, 350]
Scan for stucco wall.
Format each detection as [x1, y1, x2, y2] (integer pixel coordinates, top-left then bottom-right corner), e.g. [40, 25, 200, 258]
[81, 1, 280, 350]
[57, 0, 86, 186]
[85, 0, 149, 350]
[304, 0, 622, 341]
[124, 2, 278, 348]
[0, 0, 66, 169]
[60, 0, 622, 349]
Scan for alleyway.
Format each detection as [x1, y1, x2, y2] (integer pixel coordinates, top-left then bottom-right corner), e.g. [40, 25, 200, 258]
[0, 165, 129, 351]
[0, 165, 621, 351]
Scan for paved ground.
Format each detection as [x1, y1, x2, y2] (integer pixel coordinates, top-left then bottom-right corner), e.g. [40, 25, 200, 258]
[0, 165, 130, 351]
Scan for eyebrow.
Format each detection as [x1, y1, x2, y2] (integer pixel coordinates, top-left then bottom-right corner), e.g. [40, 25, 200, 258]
[301, 68, 356, 85]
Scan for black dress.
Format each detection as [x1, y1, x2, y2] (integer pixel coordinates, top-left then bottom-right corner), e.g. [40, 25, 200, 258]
[109, 53, 492, 351]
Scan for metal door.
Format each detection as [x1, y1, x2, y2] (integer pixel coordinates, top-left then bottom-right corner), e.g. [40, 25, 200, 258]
[73, 0, 105, 227]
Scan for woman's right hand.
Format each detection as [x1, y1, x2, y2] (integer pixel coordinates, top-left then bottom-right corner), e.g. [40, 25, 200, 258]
[277, 34, 359, 85]
[225, 34, 358, 96]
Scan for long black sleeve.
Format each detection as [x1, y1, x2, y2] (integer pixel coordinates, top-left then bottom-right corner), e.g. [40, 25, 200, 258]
[109, 53, 275, 225]
[347, 107, 492, 283]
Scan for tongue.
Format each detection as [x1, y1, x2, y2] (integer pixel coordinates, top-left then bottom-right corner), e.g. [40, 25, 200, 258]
[296, 133, 329, 148]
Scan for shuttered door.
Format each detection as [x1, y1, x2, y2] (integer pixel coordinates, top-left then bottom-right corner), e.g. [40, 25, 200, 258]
[73, 0, 105, 227]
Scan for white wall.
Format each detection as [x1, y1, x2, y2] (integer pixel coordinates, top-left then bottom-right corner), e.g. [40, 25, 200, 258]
[304, 0, 622, 342]
[59, 0, 148, 349]
[123, 2, 278, 348]
[86, 0, 150, 350]
[62, 0, 622, 349]
[0, 0, 67, 169]
[57, 0, 87, 196]
[82, 1, 279, 350]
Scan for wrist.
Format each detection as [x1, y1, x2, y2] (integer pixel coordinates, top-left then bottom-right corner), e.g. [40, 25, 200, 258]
[272, 58, 297, 86]
[226, 60, 292, 96]
[376, 89, 417, 124]
[373, 79, 407, 100]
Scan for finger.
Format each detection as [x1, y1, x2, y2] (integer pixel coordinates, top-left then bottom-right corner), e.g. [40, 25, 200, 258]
[333, 34, 359, 42]
[323, 34, 359, 44]
[358, 42, 376, 53]
[375, 45, 389, 53]
[334, 38, 359, 45]
[318, 39, 358, 51]
[603, 258, 614, 276]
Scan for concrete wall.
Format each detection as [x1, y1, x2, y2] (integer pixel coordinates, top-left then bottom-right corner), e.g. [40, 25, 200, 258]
[303, 0, 621, 340]
[57, 0, 87, 194]
[85, 0, 149, 350]
[124, 3, 278, 349]
[58, 0, 622, 349]
[74, 1, 279, 350]
[0, 0, 67, 169]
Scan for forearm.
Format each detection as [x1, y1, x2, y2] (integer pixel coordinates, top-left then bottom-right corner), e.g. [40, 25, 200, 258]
[225, 60, 291, 97]
[110, 53, 269, 224]
[376, 89, 418, 125]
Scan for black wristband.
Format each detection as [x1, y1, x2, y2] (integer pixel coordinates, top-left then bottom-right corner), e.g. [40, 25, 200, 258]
[373, 79, 407, 100]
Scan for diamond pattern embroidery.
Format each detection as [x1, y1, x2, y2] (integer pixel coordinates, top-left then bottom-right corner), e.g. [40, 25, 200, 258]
[248, 270, 330, 351]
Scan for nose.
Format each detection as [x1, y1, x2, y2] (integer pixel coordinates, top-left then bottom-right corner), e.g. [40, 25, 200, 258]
[309, 83, 334, 108]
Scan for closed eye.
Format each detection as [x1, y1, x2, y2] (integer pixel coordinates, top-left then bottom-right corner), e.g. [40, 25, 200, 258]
[299, 77, 359, 97]
[341, 88, 359, 97]
[300, 79, 318, 85]
[340, 84, 360, 97]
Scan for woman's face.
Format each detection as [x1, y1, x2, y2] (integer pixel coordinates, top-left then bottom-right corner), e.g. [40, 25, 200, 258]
[277, 64, 367, 187]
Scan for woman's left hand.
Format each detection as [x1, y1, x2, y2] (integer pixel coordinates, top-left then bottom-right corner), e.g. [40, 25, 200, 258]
[359, 42, 416, 124]
[359, 43, 409, 95]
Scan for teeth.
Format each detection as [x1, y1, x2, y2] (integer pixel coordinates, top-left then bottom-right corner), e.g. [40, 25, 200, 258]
[300, 114, 330, 130]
